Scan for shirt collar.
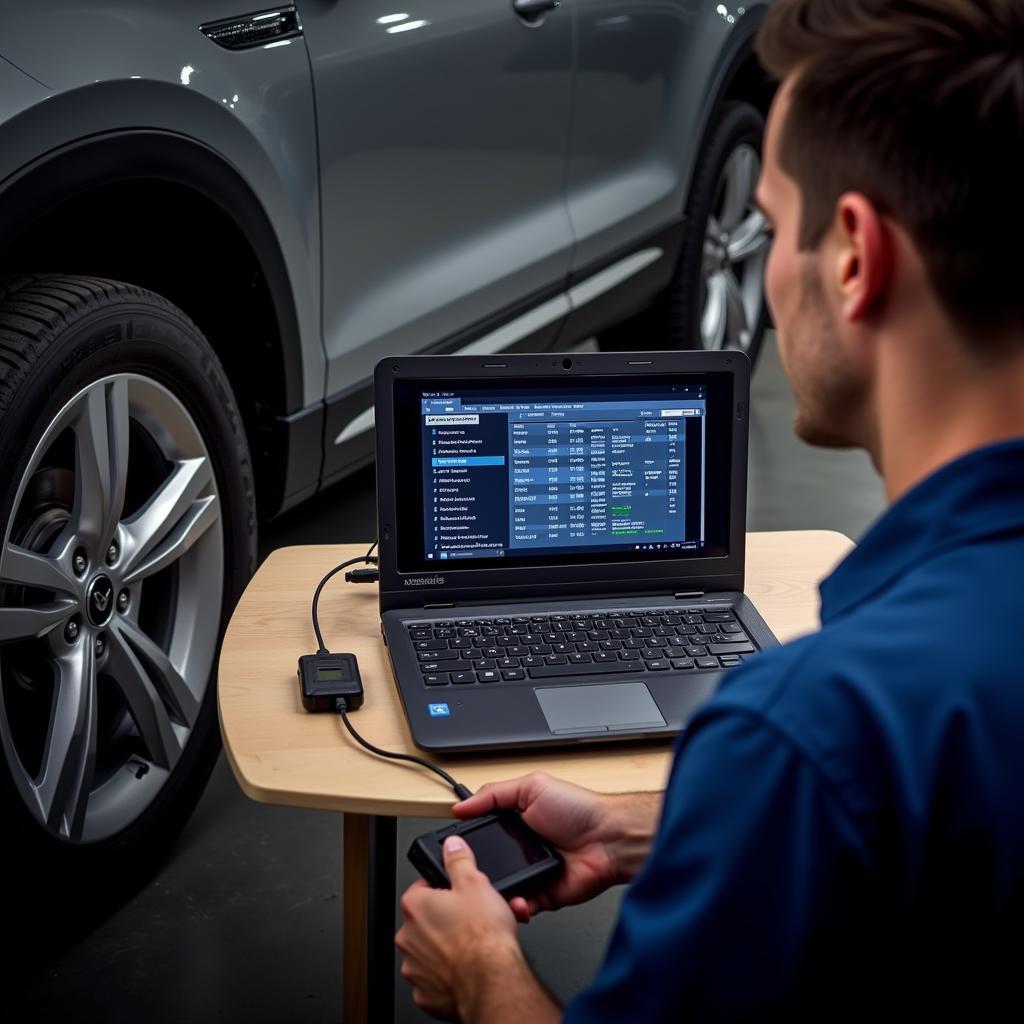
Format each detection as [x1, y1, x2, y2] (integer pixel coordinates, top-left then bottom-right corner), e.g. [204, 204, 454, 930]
[819, 438, 1024, 622]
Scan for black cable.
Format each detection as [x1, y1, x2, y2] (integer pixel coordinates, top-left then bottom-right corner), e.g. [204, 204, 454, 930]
[312, 539, 472, 798]
[310, 546, 378, 653]
[308, 539, 471, 798]
[335, 699, 472, 800]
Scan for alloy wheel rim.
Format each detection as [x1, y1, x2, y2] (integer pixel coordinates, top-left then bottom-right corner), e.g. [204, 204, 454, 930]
[0, 374, 223, 843]
[699, 142, 770, 352]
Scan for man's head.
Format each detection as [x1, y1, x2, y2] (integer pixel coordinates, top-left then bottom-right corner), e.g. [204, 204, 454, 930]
[754, 0, 1024, 450]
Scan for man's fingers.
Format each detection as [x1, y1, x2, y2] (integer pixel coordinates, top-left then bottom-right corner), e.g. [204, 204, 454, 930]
[452, 792, 489, 818]
[453, 773, 548, 818]
[442, 835, 480, 886]
[508, 895, 531, 923]
[453, 780, 518, 818]
[398, 880, 435, 926]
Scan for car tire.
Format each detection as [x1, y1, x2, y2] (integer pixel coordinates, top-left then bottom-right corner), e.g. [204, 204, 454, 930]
[0, 274, 256, 883]
[600, 101, 772, 365]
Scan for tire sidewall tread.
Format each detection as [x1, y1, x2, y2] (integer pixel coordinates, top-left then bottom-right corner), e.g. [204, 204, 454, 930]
[0, 274, 255, 878]
[668, 100, 769, 360]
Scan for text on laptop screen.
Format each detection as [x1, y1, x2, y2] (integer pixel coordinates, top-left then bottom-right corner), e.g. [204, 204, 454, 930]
[420, 387, 707, 561]
[391, 374, 733, 572]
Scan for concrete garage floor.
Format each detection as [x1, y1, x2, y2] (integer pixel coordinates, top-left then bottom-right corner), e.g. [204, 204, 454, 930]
[5, 336, 885, 1023]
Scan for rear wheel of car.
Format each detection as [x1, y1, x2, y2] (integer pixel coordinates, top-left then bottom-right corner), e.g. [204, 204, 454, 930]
[0, 275, 255, 881]
[600, 101, 771, 364]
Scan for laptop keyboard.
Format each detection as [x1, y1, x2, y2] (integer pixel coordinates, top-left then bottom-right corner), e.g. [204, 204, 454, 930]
[406, 608, 756, 687]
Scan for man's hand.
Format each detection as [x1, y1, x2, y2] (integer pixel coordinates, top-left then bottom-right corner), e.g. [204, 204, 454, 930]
[396, 836, 559, 1023]
[454, 772, 661, 922]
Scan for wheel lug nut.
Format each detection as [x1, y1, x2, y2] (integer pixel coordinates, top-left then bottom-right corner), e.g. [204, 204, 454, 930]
[106, 542, 119, 566]
[73, 549, 88, 576]
[65, 618, 80, 643]
[95, 634, 106, 656]
[117, 590, 130, 613]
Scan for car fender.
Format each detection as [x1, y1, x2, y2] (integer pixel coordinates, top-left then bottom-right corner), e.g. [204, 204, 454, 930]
[0, 17, 323, 410]
[673, 1, 773, 207]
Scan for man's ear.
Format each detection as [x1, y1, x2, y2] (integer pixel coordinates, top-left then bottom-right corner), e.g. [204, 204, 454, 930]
[833, 193, 892, 322]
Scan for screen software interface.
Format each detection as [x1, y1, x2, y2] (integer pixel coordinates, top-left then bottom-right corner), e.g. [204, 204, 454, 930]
[419, 386, 708, 562]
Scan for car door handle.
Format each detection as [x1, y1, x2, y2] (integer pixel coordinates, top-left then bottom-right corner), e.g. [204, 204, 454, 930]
[513, 0, 560, 17]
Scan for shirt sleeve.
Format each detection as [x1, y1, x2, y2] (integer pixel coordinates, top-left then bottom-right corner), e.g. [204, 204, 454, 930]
[563, 703, 872, 1023]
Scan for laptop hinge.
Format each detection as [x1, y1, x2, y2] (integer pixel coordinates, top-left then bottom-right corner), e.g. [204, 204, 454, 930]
[674, 591, 705, 599]
[424, 602, 456, 609]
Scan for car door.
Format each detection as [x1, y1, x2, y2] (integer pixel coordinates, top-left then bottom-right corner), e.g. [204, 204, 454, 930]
[564, 0, 702, 273]
[297, 0, 575, 404]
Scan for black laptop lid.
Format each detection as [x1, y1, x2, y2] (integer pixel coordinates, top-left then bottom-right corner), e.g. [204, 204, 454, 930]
[375, 351, 750, 612]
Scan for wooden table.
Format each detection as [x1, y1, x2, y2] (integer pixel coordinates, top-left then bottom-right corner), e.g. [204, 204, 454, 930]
[218, 530, 852, 1022]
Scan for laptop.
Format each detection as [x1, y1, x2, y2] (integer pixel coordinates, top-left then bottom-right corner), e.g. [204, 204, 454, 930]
[374, 349, 778, 752]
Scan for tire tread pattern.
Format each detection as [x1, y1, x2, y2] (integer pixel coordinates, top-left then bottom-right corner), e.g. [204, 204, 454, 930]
[0, 272, 256, 874]
[665, 102, 766, 354]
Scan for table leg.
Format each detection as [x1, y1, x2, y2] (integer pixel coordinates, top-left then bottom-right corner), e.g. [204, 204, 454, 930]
[343, 812, 398, 1023]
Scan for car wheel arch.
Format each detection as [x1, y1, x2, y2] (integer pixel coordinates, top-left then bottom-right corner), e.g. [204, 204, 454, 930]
[0, 130, 314, 516]
[677, 6, 776, 203]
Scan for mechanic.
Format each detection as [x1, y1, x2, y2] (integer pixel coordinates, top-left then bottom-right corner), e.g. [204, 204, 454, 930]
[395, 1, 1024, 1019]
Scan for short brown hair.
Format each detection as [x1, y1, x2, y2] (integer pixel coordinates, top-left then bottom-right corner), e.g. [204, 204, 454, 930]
[757, 0, 1024, 343]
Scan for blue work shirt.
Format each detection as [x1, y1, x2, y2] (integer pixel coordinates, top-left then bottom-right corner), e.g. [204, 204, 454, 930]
[564, 439, 1024, 1022]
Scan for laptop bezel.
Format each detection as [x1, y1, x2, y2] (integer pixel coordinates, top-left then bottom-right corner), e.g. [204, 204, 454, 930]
[375, 351, 750, 613]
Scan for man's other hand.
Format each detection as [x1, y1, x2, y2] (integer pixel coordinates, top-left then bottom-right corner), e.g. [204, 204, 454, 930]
[396, 835, 521, 1020]
[453, 772, 661, 922]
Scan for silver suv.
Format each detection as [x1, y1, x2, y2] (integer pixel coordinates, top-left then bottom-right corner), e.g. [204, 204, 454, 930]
[0, 1, 773, 874]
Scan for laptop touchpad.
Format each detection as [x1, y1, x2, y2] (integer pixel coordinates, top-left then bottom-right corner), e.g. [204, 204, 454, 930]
[535, 683, 667, 735]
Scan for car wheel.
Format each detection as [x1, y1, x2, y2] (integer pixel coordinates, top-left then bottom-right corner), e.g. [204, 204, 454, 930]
[0, 275, 255, 879]
[600, 101, 772, 364]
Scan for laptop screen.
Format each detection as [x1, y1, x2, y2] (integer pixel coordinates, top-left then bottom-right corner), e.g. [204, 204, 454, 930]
[392, 372, 735, 573]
